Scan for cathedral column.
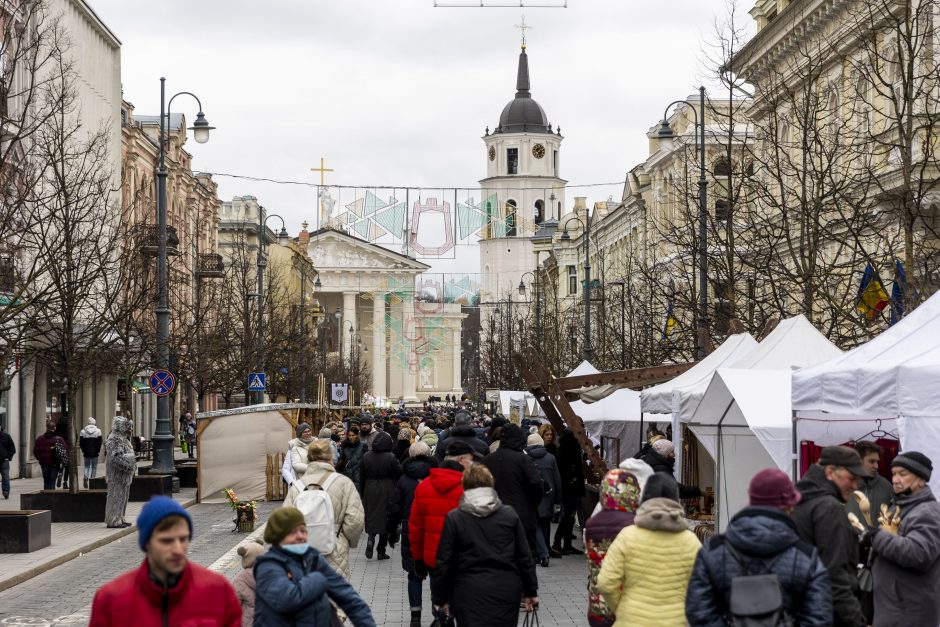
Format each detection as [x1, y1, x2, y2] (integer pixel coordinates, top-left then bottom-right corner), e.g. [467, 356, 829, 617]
[451, 327, 462, 393]
[371, 293, 386, 399]
[402, 291, 418, 402]
[342, 291, 357, 362]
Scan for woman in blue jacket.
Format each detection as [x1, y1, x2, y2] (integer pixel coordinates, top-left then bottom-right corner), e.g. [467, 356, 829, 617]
[254, 507, 376, 627]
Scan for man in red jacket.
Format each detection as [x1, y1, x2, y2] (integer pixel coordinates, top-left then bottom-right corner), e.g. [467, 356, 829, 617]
[409, 441, 473, 578]
[89, 496, 241, 626]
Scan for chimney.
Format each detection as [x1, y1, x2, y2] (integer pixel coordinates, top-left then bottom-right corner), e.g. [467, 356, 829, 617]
[298, 221, 310, 248]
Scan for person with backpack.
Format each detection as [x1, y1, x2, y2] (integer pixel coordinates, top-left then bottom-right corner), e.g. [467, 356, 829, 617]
[526, 432, 562, 567]
[360, 431, 402, 560]
[283, 439, 364, 581]
[33, 420, 66, 489]
[253, 507, 376, 627]
[685, 468, 833, 626]
[596, 472, 701, 625]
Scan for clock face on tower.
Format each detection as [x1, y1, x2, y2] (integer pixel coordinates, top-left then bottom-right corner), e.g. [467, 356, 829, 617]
[532, 143, 546, 159]
[488, 146, 496, 161]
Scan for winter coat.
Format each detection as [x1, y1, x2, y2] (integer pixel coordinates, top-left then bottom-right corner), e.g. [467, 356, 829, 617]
[0, 429, 15, 461]
[88, 560, 241, 627]
[526, 445, 562, 518]
[595, 497, 701, 626]
[419, 431, 438, 454]
[556, 431, 586, 505]
[685, 506, 833, 627]
[639, 448, 701, 500]
[393, 439, 411, 462]
[584, 470, 641, 627]
[253, 545, 376, 627]
[283, 461, 365, 580]
[233, 568, 256, 627]
[434, 424, 489, 461]
[360, 432, 402, 535]
[871, 485, 940, 627]
[432, 487, 538, 627]
[288, 437, 314, 478]
[338, 439, 365, 488]
[792, 464, 866, 627]
[33, 431, 63, 467]
[481, 427, 544, 532]
[846, 473, 893, 529]
[79, 424, 103, 458]
[408, 466, 464, 568]
[388, 455, 436, 572]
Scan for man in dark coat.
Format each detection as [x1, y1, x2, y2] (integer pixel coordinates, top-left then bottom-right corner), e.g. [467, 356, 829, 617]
[339, 426, 365, 489]
[792, 446, 869, 627]
[868, 451, 940, 627]
[526, 433, 561, 566]
[482, 423, 544, 555]
[551, 428, 587, 555]
[360, 431, 402, 560]
[435, 410, 488, 461]
[686, 468, 833, 626]
[0, 424, 15, 499]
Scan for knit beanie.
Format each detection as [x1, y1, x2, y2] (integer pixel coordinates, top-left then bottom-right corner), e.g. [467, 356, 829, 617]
[748, 468, 801, 510]
[237, 539, 265, 569]
[264, 507, 306, 545]
[527, 433, 544, 447]
[652, 439, 675, 458]
[296, 422, 311, 438]
[641, 472, 680, 504]
[892, 451, 933, 481]
[137, 496, 193, 550]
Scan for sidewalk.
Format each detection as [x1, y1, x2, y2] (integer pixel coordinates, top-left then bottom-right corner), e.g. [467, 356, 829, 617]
[0, 453, 197, 593]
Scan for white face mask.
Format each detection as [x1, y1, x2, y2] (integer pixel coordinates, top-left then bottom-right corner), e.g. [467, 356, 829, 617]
[281, 543, 309, 555]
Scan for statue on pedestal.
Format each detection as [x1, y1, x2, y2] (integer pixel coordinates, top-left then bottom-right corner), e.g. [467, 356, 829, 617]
[104, 416, 136, 528]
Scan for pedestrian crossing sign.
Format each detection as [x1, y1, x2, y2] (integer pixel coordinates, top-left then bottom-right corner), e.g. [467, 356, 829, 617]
[247, 372, 267, 392]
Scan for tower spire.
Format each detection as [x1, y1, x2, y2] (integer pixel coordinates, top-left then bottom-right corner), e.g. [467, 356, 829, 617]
[515, 41, 531, 98]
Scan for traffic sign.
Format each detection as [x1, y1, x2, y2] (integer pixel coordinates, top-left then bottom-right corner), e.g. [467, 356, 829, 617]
[247, 372, 267, 392]
[149, 369, 175, 397]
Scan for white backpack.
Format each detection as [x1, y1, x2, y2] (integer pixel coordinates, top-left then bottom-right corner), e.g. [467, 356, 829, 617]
[291, 472, 340, 555]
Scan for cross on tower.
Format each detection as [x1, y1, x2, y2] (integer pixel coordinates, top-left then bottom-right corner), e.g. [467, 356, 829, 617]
[311, 157, 334, 186]
[515, 15, 532, 49]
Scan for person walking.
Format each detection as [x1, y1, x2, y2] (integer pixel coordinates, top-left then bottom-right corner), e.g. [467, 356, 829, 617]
[685, 468, 832, 626]
[184, 413, 197, 459]
[432, 463, 539, 627]
[338, 425, 366, 489]
[584, 469, 641, 627]
[79, 417, 103, 489]
[434, 411, 489, 461]
[482, 423, 545, 556]
[388, 441, 437, 627]
[526, 432, 562, 567]
[253, 507, 376, 626]
[394, 427, 413, 462]
[288, 423, 315, 478]
[234, 540, 265, 627]
[596, 477, 701, 626]
[89, 496, 241, 626]
[33, 420, 63, 489]
[0, 423, 15, 498]
[792, 445, 870, 627]
[360, 431, 401, 560]
[552, 428, 586, 555]
[865, 451, 940, 626]
[284, 439, 365, 581]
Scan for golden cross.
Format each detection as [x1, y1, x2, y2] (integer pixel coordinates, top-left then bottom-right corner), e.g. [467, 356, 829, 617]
[311, 157, 334, 186]
[515, 15, 531, 49]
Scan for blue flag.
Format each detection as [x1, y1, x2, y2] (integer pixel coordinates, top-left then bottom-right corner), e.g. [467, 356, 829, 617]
[890, 260, 906, 325]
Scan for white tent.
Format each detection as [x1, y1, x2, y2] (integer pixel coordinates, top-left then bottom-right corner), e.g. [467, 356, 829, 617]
[686, 316, 843, 528]
[792, 291, 940, 487]
[640, 333, 758, 477]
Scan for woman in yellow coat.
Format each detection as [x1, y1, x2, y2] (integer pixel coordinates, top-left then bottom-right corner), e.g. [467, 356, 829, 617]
[596, 473, 701, 626]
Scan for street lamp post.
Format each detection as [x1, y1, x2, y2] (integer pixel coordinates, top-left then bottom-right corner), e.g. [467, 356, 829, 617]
[255, 206, 289, 405]
[560, 215, 594, 362]
[609, 280, 626, 369]
[518, 270, 541, 346]
[152, 78, 214, 480]
[657, 87, 708, 360]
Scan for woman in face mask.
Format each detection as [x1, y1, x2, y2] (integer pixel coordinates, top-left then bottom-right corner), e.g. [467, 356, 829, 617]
[253, 507, 377, 627]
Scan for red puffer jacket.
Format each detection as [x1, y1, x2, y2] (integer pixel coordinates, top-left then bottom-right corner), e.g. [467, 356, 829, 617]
[409, 467, 464, 568]
[89, 560, 241, 627]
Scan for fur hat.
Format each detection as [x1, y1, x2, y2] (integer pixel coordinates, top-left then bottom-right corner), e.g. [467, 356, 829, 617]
[237, 538, 265, 569]
[652, 439, 675, 458]
[264, 507, 305, 545]
[409, 441, 432, 458]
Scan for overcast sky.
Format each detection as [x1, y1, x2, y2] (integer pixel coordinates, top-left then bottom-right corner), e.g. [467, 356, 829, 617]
[90, 0, 741, 274]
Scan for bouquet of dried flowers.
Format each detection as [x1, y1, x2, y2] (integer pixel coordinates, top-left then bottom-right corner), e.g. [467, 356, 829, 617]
[222, 488, 258, 522]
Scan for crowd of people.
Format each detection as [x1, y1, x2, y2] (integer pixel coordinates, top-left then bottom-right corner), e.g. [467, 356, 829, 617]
[83, 403, 940, 627]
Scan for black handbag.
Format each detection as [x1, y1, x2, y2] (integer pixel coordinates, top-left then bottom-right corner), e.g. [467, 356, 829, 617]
[429, 608, 456, 627]
[522, 608, 540, 627]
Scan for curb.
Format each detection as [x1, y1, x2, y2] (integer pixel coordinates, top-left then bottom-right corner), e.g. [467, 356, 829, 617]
[0, 496, 198, 593]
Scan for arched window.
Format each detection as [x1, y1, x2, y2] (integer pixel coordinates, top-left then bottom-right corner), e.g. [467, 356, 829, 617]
[534, 199, 544, 225]
[505, 199, 517, 237]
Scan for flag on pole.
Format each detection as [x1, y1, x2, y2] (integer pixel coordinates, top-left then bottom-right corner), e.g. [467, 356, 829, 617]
[857, 263, 889, 319]
[890, 260, 906, 325]
[661, 302, 677, 344]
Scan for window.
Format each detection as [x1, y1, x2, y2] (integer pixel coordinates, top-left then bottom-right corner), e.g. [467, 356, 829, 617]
[507, 148, 518, 175]
[506, 199, 517, 237]
[567, 265, 577, 295]
[553, 150, 558, 176]
[534, 199, 544, 224]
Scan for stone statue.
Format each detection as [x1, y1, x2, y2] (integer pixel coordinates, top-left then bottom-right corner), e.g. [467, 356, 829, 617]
[104, 416, 136, 528]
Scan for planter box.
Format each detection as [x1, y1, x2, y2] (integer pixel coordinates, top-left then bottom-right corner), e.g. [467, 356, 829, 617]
[20, 490, 107, 522]
[139, 462, 197, 488]
[89, 474, 173, 501]
[0, 510, 52, 552]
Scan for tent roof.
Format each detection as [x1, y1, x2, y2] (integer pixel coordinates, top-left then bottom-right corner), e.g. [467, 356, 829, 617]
[570, 387, 641, 422]
[566, 360, 600, 377]
[640, 333, 758, 414]
[731, 315, 843, 370]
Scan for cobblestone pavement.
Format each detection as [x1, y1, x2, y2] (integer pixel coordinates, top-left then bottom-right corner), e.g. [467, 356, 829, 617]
[0, 502, 589, 627]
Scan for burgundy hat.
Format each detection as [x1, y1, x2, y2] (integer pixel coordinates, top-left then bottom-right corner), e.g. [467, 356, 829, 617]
[748, 468, 801, 510]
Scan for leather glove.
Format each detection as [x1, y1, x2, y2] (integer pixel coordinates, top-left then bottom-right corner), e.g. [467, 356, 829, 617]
[414, 560, 428, 579]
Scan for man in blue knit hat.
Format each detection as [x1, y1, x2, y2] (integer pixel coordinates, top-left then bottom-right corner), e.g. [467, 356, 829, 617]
[89, 496, 241, 626]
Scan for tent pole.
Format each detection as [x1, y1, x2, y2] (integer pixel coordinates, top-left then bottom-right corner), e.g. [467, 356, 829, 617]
[713, 398, 734, 530]
[638, 414, 645, 456]
[791, 410, 798, 481]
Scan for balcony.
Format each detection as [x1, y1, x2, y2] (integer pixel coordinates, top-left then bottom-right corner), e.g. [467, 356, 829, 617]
[195, 253, 224, 278]
[136, 224, 180, 257]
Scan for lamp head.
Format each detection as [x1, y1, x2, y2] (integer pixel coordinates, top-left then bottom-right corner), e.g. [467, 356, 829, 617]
[189, 111, 215, 144]
[277, 227, 289, 245]
[657, 119, 674, 138]
[517, 280, 525, 295]
[314, 275, 322, 289]
[560, 230, 571, 241]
